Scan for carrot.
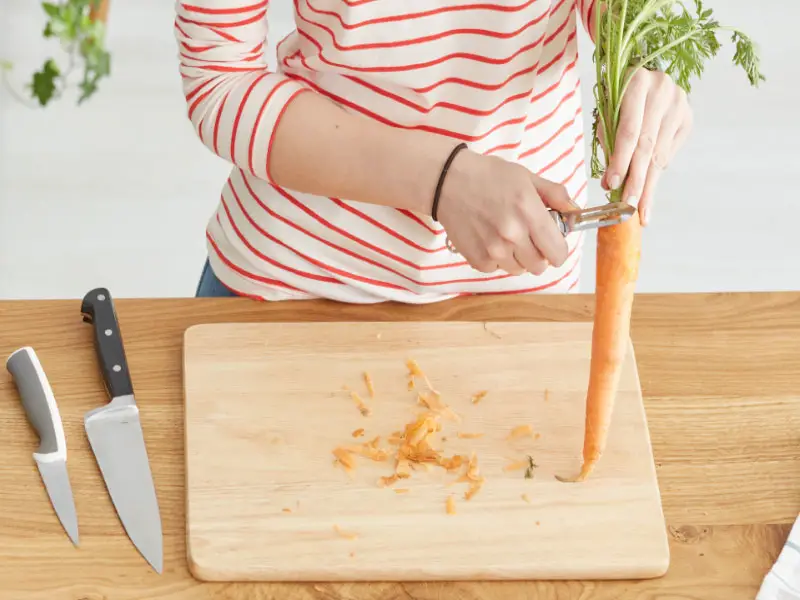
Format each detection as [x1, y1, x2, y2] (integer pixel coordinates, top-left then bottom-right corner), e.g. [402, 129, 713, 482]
[568, 207, 642, 482]
[565, 0, 765, 483]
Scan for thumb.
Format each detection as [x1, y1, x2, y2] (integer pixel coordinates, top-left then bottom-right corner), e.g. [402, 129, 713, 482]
[531, 175, 579, 212]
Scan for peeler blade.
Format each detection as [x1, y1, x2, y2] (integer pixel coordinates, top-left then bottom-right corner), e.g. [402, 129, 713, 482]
[550, 202, 636, 235]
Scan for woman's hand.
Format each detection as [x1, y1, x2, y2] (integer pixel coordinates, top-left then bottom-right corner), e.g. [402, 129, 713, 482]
[602, 68, 693, 226]
[435, 150, 578, 276]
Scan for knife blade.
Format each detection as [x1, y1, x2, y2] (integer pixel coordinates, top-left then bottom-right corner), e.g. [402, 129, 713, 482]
[6, 346, 79, 546]
[80, 287, 163, 574]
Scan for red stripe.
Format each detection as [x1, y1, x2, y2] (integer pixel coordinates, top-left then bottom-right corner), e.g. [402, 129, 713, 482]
[571, 180, 588, 200]
[207, 233, 301, 291]
[561, 159, 585, 187]
[537, 29, 577, 74]
[478, 256, 579, 295]
[231, 182, 413, 290]
[181, 42, 215, 53]
[567, 276, 580, 291]
[185, 77, 214, 102]
[296, 0, 549, 51]
[265, 88, 309, 183]
[180, 52, 261, 64]
[294, 5, 572, 71]
[198, 117, 206, 144]
[174, 22, 191, 38]
[230, 72, 269, 164]
[213, 89, 230, 155]
[484, 140, 521, 154]
[397, 210, 444, 235]
[344, 72, 536, 117]
[536, 133, 584, 176]
[189, 77, 226, 119]
[189, 64, 263, 73]
[287, 69, 526, 143]
[543, 2, 572, 45]
[209, 27, 242, 43]
[175, 17, 243, 43]
[178, 9, 266, 29]
[239, 177, 514, 285]
[181, 0, 267, 15]
[518, 106, 581, 159]
[202, 243, 266, 299]
[411, 60, 538, 94]
[297, 28, 548, 74]
[329, 198, 452, 255]
[272, 183, 459, 267]
[221, 190, 343, 283]
[525, 77, 580, 130]
[530, 53, 578, 103]
[302, 0, 541, 30]
[245, 78, 294, 176]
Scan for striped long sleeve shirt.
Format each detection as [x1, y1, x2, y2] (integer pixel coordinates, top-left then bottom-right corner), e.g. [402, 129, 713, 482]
[175, 0, 597, 303]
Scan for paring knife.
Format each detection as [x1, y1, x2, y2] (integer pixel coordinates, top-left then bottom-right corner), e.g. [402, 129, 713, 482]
[80, 288, 163, 574]
[6, 347, 79, 546]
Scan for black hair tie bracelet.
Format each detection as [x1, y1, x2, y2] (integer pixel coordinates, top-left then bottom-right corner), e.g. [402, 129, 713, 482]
[431, 142, 468, 223]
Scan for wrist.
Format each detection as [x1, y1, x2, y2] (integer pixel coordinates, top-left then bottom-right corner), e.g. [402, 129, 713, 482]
[431, 142, 469, 222]
[364, 127, 466, 215]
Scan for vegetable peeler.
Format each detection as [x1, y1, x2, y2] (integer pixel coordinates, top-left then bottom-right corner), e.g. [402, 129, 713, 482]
[444, 202, 636, 254]
[549, 202, 636, 235]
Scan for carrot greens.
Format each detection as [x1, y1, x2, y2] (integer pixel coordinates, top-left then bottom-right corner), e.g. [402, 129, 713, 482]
[590, 0, 765, 201]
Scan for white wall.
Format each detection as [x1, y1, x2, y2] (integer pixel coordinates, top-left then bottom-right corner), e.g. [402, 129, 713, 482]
[0, 0, 797, 299]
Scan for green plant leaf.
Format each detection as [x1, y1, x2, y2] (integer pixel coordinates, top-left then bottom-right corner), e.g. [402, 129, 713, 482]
[33, 0, 113, 107]
[589, 0, 765, 187]
[41, 1, 61, 18]
[30, 59, 60, 106]
[78, 78, 98, 103]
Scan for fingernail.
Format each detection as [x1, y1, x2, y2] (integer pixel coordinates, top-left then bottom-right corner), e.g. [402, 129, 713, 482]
[609, 174, 622, 190]
[642, 206, 650, 226]
[626, 195, 639, 208]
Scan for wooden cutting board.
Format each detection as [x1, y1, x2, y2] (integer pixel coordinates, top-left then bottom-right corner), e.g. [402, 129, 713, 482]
[183, 321, 669, 582]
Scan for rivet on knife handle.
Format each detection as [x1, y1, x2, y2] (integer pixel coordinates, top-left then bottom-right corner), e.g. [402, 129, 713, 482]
[80, 287, 133, 399]
[6, 347, 80, 546]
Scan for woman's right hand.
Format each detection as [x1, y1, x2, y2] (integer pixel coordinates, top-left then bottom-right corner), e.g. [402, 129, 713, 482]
[435, 149, 578, 276]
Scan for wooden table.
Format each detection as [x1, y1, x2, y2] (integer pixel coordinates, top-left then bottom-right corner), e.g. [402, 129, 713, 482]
[0, 292, 798, 600]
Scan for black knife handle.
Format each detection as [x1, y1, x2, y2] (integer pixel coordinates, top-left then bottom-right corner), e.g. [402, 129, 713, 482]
[80, 287, 134, 400]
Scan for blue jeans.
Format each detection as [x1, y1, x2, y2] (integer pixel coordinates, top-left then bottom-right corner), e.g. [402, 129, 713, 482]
[195, 260, 238, 298]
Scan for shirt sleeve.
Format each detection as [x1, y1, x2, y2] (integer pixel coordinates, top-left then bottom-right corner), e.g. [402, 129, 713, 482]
[174, 0, 309, 183]
[577, 0, 598, 43]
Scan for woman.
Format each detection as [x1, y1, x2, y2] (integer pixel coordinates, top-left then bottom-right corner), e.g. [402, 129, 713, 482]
[175, 0, 691, 303]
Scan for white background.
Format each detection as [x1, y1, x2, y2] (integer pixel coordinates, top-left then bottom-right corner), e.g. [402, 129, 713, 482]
[0, 0, 797, 299]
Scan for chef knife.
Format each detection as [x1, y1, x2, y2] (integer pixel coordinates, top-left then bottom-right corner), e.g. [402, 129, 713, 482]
[6, 346, 79, 546]
[80, 287, 163, 574]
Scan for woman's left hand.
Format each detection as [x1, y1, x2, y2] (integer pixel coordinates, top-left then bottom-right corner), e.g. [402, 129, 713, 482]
[601, 68, 693, 226]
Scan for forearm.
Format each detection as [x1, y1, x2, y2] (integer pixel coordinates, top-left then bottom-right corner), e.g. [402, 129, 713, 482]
[268, 91, 458, 215]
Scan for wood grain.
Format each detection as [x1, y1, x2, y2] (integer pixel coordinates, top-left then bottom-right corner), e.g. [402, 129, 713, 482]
[0, 292, 797, 599]
[184, 321, 668, 581]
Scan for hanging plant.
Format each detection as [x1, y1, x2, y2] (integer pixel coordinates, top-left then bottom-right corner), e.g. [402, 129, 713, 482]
[0, 0, 112, 107]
